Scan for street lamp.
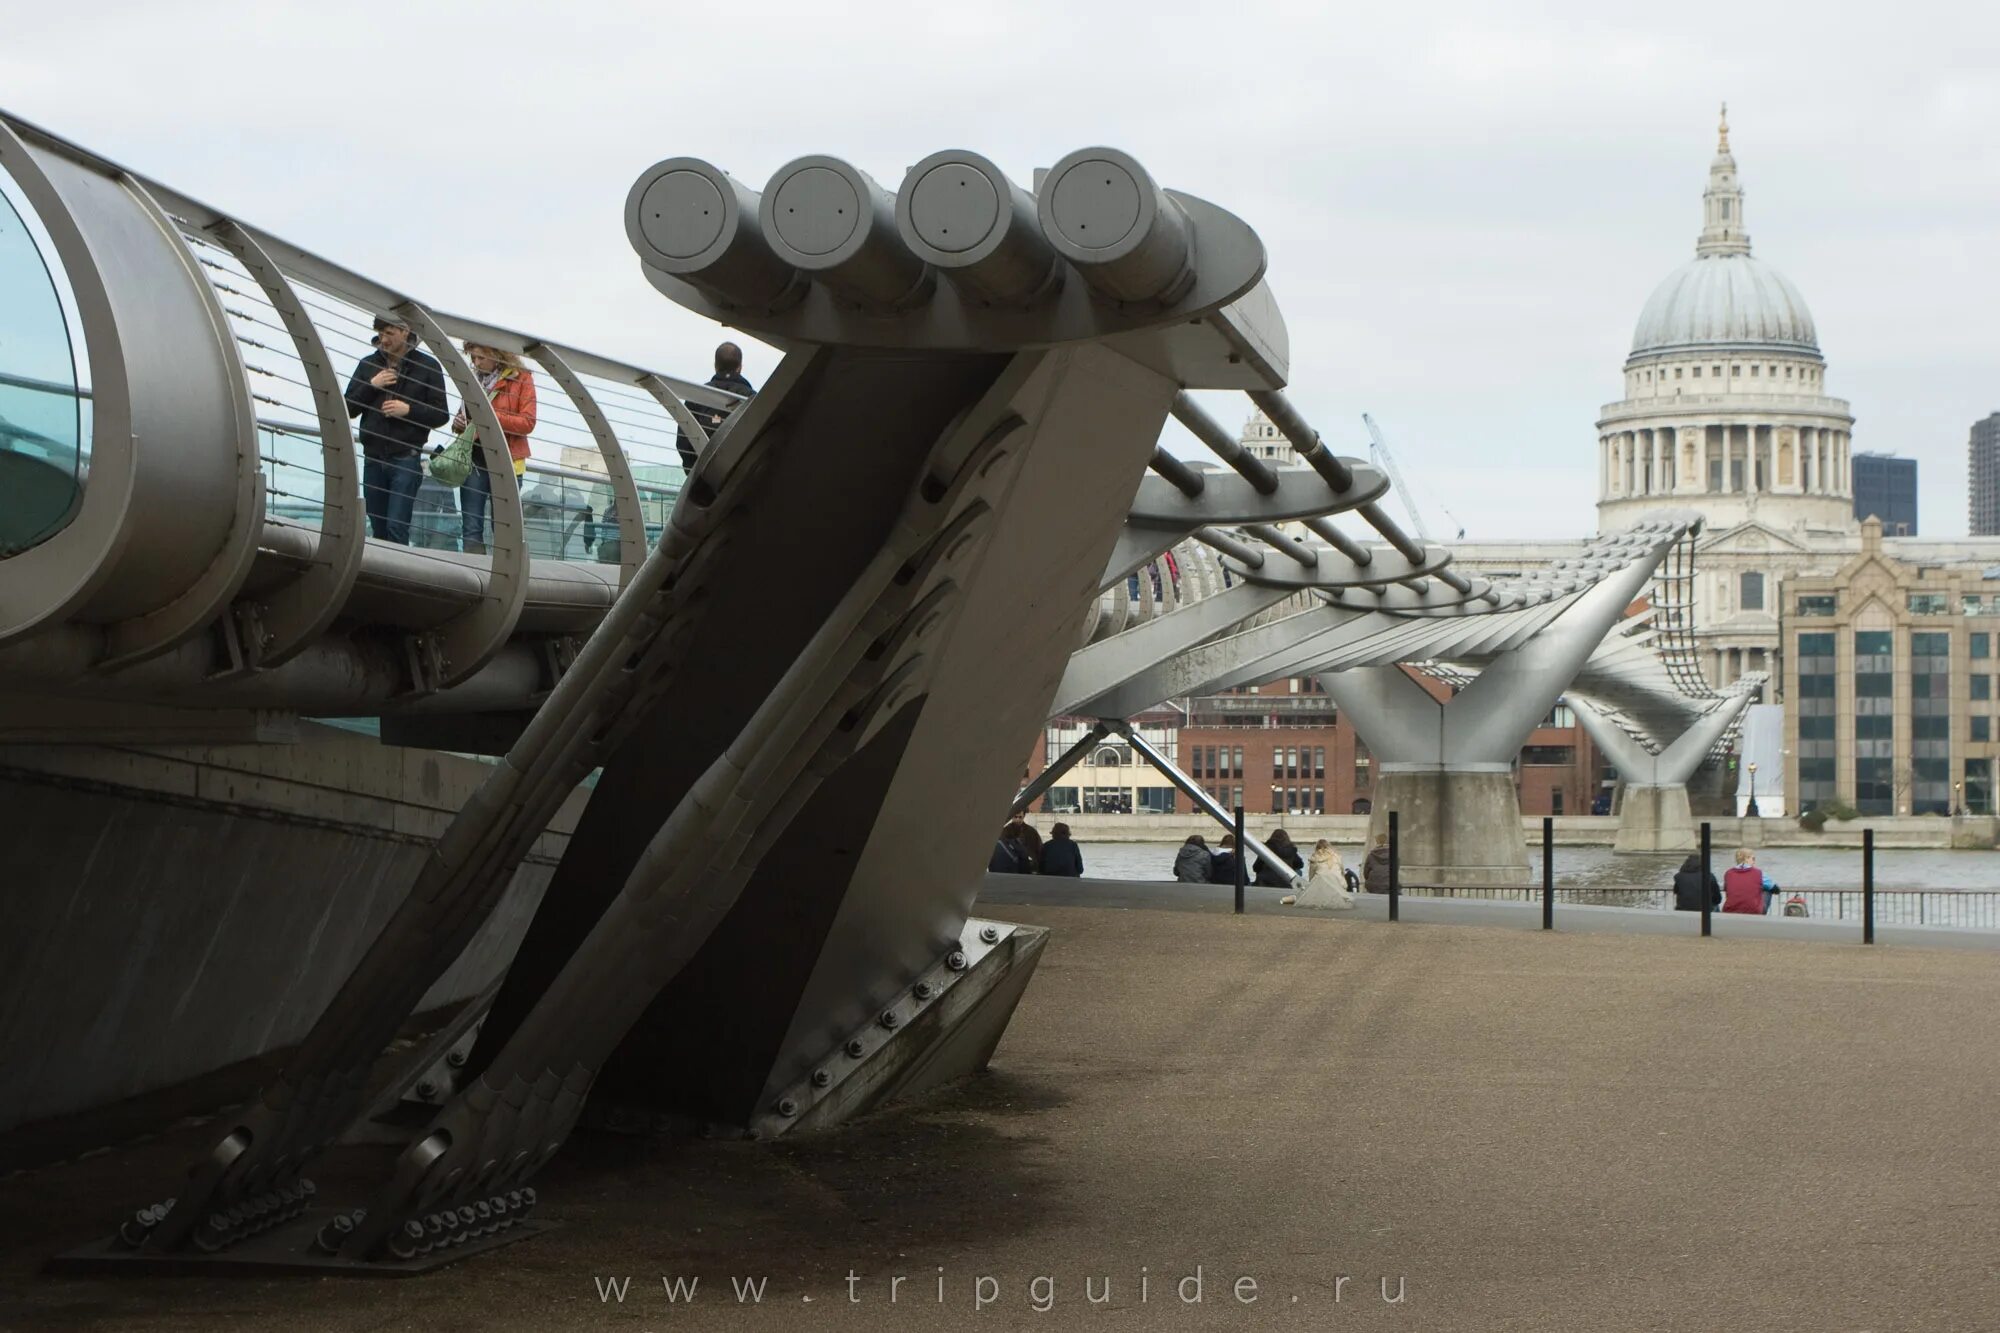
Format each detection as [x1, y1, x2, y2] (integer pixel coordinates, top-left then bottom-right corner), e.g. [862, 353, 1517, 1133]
[1746, 760, 1760, 818]
[1954, 780, 1964, 817]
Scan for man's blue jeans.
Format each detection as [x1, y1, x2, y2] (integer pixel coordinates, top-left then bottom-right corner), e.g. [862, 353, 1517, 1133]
[363, 451, 423, 544]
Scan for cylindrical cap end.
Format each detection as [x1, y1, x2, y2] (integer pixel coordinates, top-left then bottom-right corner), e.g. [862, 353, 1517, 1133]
[1037, 147, 1194, 306]
[626, 157, 805, 312]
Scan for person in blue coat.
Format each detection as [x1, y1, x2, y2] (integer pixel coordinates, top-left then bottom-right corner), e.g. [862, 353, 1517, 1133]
[1039, 823, 1085, 877]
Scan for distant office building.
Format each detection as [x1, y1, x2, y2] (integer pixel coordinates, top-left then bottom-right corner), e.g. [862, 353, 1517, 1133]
[1973, 413, 2000, 536]
[1782, 519, 1999, 816]
[1851, 452, 1917, 535]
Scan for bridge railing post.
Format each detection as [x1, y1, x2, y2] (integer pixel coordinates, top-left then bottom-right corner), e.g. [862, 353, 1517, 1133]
[1388, 809, 1400, 922]
[1863, 828, 1876, 945]
[1542, 815, 1554, 931]
[1233, 804, 1246, 915]
[1700, 820, 1713, 938]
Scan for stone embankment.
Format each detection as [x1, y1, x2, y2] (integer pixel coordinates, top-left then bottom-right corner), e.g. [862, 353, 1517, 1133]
[1048, 811, 2000, 850]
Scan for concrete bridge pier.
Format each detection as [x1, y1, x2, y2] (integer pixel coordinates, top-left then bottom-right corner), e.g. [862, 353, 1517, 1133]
[1569, 691, 1755, 854]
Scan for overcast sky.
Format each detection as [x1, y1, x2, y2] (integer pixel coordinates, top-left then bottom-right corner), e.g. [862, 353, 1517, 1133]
[4, 0, 1995, 538]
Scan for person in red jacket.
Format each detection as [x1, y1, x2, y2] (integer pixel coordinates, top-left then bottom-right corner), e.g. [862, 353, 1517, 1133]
[1722, 848, 1776, 914]
[451, 343, 538, 554]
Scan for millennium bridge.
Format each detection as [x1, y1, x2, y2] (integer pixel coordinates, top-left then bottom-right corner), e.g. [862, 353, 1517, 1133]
[0, 110, 1746, 1271]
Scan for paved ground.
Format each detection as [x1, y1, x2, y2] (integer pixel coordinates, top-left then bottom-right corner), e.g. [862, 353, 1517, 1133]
[5, 902, 1998, 1330]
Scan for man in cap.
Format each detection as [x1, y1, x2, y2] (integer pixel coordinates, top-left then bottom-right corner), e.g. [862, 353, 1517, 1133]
[343, 311, 451, 544]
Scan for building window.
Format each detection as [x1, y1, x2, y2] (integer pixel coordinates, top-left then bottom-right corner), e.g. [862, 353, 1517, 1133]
[1714, 365, 1723, 377]
[1972, 633, 1990, 660]
[1740, 572, 1764, 611]
[1968, 761, 1994, 816]
[1692, 366, 1701, 378]
[1353, 736, 1371, 791]
[1521, 746, 1575, 766]
[1796, 594, 1837, 617]
[1676, 368, 1684, 380]
[1732, 364, 1741, 376]
[1973, 675, 1992, 701]
[1908, 593, 1951, 616]
[1313, 746, 1326, 780]
[1751, 364, 1760, 377]
[1974, 716, 1992, 743]
[1912, 634, 1952, 814]
[1854, 630, 1896, 815]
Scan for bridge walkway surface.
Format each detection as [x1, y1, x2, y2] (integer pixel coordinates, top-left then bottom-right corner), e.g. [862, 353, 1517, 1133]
[5, 902, 1996, 1331]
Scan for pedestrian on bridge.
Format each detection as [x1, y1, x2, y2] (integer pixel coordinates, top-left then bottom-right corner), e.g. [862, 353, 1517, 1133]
[345, 312, 450, 545]
[448, 343, 538, 554]
[677, 341, 755, 470]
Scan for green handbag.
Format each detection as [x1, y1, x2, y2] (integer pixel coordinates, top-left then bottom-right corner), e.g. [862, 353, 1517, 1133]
[429, 428, 476, 488]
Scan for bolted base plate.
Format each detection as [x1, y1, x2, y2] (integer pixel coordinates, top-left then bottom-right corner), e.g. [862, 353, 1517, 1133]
[50, 1210, 552, 1279]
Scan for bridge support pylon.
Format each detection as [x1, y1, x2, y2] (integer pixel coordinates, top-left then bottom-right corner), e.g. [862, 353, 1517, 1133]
[1568, 691, 1756, 854]
[1319, 551, 1668, 886]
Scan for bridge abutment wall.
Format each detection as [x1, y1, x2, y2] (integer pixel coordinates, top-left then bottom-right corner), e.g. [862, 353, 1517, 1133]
[0, 726, 587, 1137]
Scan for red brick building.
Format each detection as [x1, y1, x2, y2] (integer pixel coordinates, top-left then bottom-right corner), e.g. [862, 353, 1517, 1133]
[1028, 670, 1601, 818]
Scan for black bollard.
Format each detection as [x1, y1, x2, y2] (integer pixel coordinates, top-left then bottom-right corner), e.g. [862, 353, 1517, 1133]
[1388, 810, 1400, 922]
[1863, 828, 1875, 945]
[1542, 815, 1554, 931]
[1233, 804, 1246, 916]
[1700, 821, 1713, 938]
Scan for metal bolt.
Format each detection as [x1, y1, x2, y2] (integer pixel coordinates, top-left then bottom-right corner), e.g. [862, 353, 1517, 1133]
[315, 1213, 358, 1254]
[844, 1038, 866, 1058]
[520, 1187, 538, 1209]
[879, 1010, 900, 1030]
[979, 926, 999, 944]
[811, 1069, 832, 1089]
[457, 1205, 479, 1231]
[776, 1097, 799, 1118]
[445, 1050, 468, 1069]
[945, 950, 968, 971]
[416, 1080, 439, 1100]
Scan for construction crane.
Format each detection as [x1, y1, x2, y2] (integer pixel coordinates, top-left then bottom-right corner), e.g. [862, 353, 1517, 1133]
[1362, 412, 1465, 541]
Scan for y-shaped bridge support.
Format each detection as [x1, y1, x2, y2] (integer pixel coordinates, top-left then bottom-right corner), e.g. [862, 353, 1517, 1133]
[80, 145, 1282, 1274]
[1567, 691, 1756, 853]
[1318, 544, 1672, 886]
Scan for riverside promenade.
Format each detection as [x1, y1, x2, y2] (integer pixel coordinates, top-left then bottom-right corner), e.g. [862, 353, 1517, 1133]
[6, 896, 1997, 1330]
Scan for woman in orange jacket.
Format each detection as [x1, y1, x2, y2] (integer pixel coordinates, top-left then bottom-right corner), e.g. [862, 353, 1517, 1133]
[453, 343, 537, 554]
